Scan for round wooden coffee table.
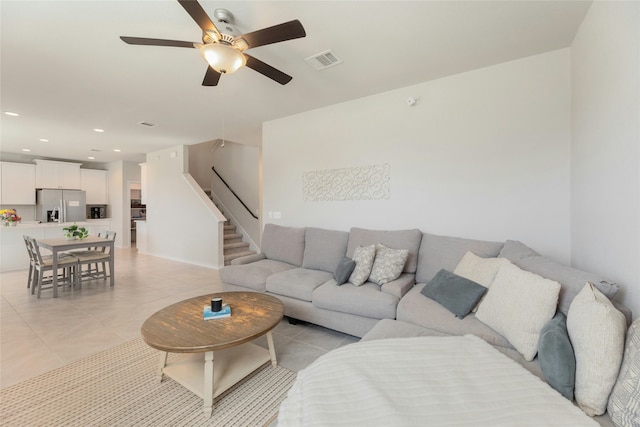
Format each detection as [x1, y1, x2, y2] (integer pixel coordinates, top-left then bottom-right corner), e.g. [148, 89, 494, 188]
[141, 291, 284, 417]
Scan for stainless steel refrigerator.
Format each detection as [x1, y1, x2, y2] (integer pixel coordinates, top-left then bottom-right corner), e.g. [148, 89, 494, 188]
[36, 189, 87, 223]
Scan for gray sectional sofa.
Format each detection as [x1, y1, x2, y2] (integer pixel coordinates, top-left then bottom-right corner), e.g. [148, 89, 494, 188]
[220, 223, 634, 425]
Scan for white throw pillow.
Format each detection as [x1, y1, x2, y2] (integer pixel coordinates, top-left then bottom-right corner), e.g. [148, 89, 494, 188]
[608, 318, 640, 427]
[368, 244, 409, 285]
[348, 245, 376, 286]
[453, 252, 512, 311]
[475, 262, 560, 361]
[567, 283, 626, 417]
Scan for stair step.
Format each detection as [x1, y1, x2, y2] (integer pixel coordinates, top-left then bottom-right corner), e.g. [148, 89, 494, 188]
[224, 233, 243, 240]
[224, 241, 250, 256]
[224, 225, 236, 232]
[224, 250, 257, 265]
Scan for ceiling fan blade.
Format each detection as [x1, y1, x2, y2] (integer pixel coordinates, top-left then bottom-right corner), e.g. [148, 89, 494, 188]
[239, 20, 306, 50]
[120, 36, 195, 48]
[244, 54, 292, 85]
[177, 0, 221, 40]
[202, 66, 221, 86]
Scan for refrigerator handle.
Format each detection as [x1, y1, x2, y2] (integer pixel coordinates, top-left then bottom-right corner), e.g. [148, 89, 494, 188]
[61, 200, 65, 223]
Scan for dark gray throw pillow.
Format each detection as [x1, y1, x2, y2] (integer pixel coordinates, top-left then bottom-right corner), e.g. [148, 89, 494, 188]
[538, 312, 576, 401]
[420, 269, 487, 318]
[334, 257, 356, 286]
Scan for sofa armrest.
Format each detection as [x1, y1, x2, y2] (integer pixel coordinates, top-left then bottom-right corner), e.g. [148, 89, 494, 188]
[380, 274, 415, 299]
[230, 252, 266, 265]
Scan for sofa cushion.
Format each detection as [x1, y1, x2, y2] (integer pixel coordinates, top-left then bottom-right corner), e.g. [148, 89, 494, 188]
[415, 233, 503, 284]
[346, 227, 422, 273]
[261, 224, 306, 266]
[475, 262, 560, 361]
[334, 257, 356, 286]
[369, 244, 409, 285]
[397, 284, 514, 350]
[499, 240, 619, 316]
[498, 239, 539, 262]
[266, 268, 333, 302]
[420, 269, 487, 319]
[608, 318, 640, 427]
[349, 245, 376, 286]
[538, 312, 575, 401]
[313, 281, 398, 320]
[567, 283, 626, 417]
[219, 259, 296, 292]
[302, 227, 349, 273]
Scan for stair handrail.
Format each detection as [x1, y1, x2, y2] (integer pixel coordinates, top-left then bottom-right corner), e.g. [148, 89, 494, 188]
[211, 166, 258, 220]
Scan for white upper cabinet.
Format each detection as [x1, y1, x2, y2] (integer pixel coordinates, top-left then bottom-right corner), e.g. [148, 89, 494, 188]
[81, 169, 108, 204]
[0, 162, 36, 205]
[34, 159, 81, 189]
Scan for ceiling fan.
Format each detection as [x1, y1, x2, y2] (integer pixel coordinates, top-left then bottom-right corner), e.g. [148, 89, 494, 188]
[120, 0, 306, 86]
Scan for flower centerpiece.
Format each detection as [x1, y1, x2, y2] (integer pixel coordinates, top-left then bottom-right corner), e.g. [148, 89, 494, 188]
[62, 223, 89, 240]
[0, 209, 21, 226]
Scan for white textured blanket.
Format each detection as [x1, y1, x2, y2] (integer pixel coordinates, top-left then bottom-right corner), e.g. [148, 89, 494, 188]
[278, 335, 598, 426]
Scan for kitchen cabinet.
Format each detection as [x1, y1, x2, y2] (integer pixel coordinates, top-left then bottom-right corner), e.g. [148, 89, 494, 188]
[81, 169, 108, 204]
[34, 159, 81, 189]
[0, 162, 36, 204]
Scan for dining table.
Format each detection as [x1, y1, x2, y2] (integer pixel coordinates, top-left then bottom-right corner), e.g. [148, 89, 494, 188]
[36, 236, 115, 297]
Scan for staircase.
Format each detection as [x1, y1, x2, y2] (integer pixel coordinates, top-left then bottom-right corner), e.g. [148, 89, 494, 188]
[223, 222, 256, 265]
[205, 190, 256, 265]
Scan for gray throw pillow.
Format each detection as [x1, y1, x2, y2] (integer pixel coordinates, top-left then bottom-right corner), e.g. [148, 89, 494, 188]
[334, 257, 356, 286]
[538, 312, 576, 401]
[420, 269, 487, 319]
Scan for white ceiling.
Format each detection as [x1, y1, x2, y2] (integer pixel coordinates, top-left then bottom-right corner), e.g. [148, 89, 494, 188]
[0, 0, 591, 164]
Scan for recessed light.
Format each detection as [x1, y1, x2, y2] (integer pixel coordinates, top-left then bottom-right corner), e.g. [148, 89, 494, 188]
[93, 128, 104, 133]
[5, 112, 19, 117]
[88, 156, 95, 160]
[39, 138, 49, 142]
[114, 149, 121, 152]
[21, 148, 31, 152]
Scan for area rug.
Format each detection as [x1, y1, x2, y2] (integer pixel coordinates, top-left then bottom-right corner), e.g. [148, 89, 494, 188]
[0, 338, 297, 427]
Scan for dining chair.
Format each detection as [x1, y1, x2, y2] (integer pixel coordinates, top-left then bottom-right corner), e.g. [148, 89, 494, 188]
[27, 236, 78, 298]
[23, 235, 35, 290]
[75, 231, 116, 285]
[23, 235, 58, 290]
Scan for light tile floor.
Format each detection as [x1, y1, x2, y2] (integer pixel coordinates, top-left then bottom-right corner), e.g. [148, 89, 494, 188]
[0, 248, 359, 389]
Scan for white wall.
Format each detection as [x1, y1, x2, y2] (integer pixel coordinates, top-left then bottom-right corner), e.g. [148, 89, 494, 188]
[212, 142, 260, 217]
[146, 145, 225, 268]
[106, 160, 140, 247]
[571, 1, 640, 318]
[263, 49, 572, 263]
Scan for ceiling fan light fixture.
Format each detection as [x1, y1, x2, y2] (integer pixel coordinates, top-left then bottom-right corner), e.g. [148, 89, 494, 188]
[199, 43, 246, 74]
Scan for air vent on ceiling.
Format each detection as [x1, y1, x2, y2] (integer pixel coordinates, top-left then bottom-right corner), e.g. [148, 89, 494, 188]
[305, 49, 343, 71]
[139, 121, 157, 128]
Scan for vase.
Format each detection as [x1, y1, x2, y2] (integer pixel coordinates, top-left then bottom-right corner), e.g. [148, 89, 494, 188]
[9, 222, 17, 227]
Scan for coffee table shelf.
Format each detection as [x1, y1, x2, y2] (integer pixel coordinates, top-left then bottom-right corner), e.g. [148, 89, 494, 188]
[162, 343, 271, 400]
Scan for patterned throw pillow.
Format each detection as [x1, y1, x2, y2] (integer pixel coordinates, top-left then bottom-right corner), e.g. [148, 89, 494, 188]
[348, 245, 376, 286]
[607, 318, 640, 426]
[368, 244, 409, 285]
